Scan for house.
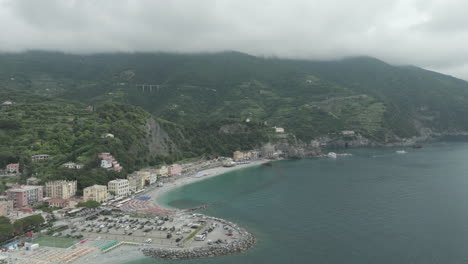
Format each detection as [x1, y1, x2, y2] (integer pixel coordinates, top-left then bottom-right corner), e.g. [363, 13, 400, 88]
[341, 130, 356, 136]
[63, 162, 83, 169]
[98, 152, 112, 160]
[127, 173, 145, 192]
[101, 133, 115, 138]
[168, 164, 182, 176]
[26, 177, 41, 185]
[5, 163, 19, 174]
[83, 185, 108, 202]
[5, 185, 43, 208]
[155, 166, 168, 177]
[101, 159, 112, 169]
[31, 154, 50, 162]
[274, 127, 285, 133]
[233, 151, 244, 162]
[98, 153, 123, 172]
[244, 151, 259, 160]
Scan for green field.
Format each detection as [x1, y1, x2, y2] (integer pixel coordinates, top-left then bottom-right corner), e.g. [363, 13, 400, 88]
[32, 236, 78, 248]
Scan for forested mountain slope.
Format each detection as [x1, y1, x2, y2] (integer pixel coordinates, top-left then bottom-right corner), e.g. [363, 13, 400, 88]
[2, 51, 467, 142]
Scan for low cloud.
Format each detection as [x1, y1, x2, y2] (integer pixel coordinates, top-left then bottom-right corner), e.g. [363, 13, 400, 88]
[1, 0, 468, 79]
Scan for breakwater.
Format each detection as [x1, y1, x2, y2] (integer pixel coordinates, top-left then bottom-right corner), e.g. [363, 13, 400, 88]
[141, 217, 255, 260]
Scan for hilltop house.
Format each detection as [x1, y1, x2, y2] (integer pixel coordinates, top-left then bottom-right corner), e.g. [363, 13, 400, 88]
[274, 127, 285, 133]
[98, 153, 122, 172]
[6, 163, 19, 174]
[63, 162, 84, 169]
[31, 154, 50, 162]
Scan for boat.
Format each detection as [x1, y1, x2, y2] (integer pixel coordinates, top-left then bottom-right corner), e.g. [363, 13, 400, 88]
[327, 152, 337, 158]
[396, 150, 407, 154]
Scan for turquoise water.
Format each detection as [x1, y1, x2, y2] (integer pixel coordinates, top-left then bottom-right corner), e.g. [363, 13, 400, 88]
[126, 142, 468, 264]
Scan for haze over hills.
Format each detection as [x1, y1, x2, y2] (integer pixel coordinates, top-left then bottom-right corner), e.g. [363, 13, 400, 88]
[2, 51, 468, 186]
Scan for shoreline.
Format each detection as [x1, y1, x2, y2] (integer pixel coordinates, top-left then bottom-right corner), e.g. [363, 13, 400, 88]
[146, 159, 273, 210]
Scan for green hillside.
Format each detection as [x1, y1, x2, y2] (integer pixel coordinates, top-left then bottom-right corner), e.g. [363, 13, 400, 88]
[0, 88, 272, 189]
[2, 51, 467, 142]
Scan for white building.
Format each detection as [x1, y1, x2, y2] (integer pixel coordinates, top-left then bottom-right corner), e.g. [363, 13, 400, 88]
[108, 179, 130, 197]
[274, 127, 285, 133]
[341, 130, 356, 136]
[101, 159, 112, 169]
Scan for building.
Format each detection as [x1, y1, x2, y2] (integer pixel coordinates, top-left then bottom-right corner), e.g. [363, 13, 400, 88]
[245, 151, 259, 160]
[5, 163, 19, 174]
[83, 185, 108, 202]
[274, 127, 285, 133]
[98, 153, 123, 172]
[341, 130, 356, 136]
[5, 185, 43, 208]
[100, 159, 112, 169]
[45, 180, 77, 199]
[168, 164, 182, 177]
[45, 198, 81, 209]
[108, 179, 130, 197]
[98, 152, 112, 160]
[31, 154, 50, 162]
[101, 133, 114, 138]
[233, 151, 245, 162]
[26, 177, 41, 185]
[127, 173, 146, 191]
[63, 162, 84, 169]
[149, 173, 158, 185]
[0, 197, 13, 217]
[155, 166, 168, 177]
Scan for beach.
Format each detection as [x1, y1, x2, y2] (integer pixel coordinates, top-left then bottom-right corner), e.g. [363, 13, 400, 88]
[147, 159, 272, 209]
[73, 159, 271, 264]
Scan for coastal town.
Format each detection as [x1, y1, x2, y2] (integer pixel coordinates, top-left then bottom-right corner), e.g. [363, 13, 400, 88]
[0, 147, 278, 263]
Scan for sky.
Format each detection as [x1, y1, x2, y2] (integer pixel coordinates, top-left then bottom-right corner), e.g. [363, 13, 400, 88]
[1, 0, 467, 79]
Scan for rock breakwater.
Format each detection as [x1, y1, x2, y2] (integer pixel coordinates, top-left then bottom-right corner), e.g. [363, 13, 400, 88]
[142, 217, 255, 260]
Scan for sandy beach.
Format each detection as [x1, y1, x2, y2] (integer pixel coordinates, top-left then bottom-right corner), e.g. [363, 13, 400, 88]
[148, 159, 272, 209]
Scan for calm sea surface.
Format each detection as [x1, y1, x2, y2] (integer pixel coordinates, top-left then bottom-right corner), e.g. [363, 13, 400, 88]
[126, 142, 468, 264]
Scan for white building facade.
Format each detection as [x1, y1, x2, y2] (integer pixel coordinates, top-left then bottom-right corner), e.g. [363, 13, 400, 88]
[108, 179, 130, 197]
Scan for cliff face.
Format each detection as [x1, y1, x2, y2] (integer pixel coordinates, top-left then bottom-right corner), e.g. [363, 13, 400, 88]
[143, 118, 180, 157]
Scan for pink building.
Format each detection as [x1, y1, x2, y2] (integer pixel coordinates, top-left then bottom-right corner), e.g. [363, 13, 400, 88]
[6, 163, 19, 174]
[168, 164, 182, 176]
[5, 185, 43, 208]
[98, 152, 112, 160]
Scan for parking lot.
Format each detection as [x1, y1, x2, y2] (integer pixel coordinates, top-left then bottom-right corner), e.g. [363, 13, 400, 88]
[60, 212, 242, 248]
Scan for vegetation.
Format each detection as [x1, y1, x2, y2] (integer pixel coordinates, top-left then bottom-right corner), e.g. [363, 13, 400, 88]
[0, 216, 13, 242]
[33, 205, 62, 213]
[2, 51, 468, 186]
[12, 214, 45, 234]
[77, 200, 100, 208]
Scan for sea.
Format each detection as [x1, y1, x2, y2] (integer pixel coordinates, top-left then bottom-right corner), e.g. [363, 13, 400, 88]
[125, 141, 468, 264]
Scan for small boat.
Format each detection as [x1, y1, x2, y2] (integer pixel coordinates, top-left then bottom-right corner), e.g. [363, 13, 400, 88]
[396, 150, 407, 154]
[327, 152, 337, 158]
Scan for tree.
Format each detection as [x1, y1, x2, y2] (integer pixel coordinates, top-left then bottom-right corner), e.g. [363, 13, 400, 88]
[77, 200, 100, 208]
